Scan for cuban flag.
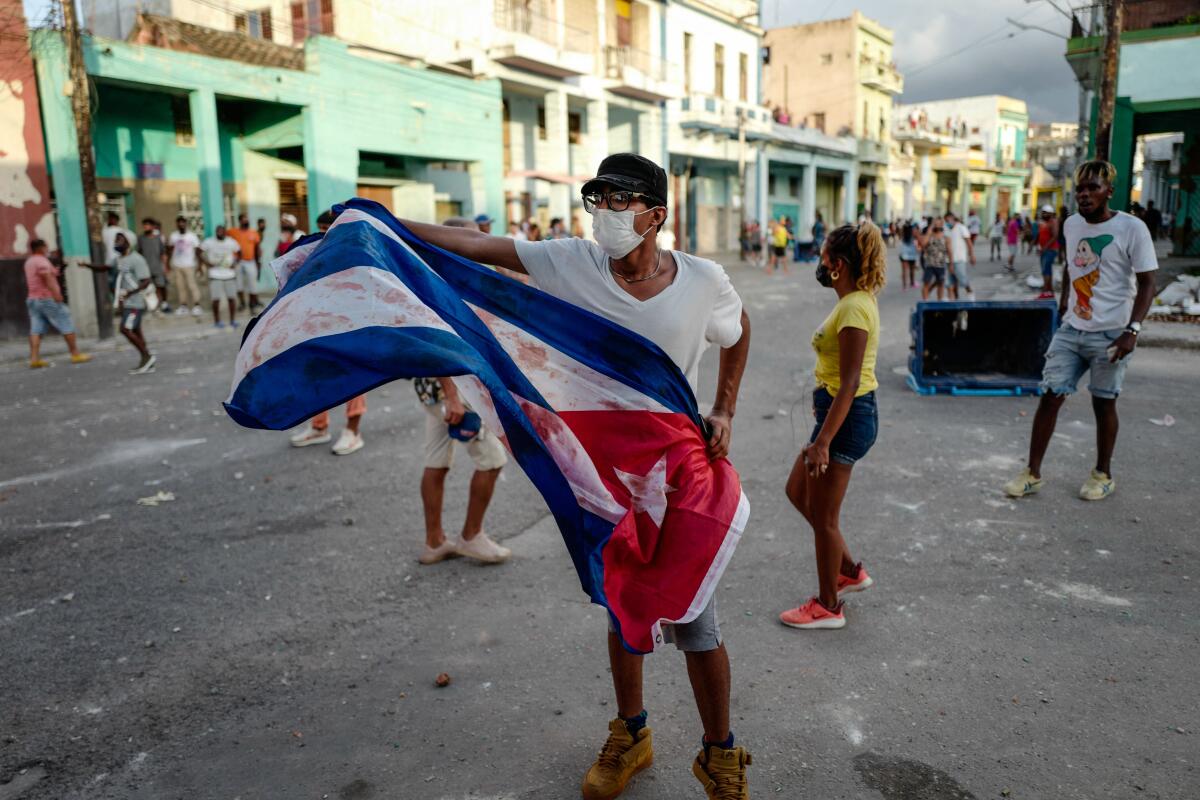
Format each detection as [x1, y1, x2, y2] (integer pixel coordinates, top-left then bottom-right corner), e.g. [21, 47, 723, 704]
[225, 199, 749, 653]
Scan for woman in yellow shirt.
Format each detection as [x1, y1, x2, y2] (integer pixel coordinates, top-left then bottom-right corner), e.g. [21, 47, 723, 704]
[780, 222, 886, 631]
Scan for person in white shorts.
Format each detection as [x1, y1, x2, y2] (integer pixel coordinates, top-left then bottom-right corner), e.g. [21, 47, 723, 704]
[413, 376, 509, 565]
[200, 225, 241, 329]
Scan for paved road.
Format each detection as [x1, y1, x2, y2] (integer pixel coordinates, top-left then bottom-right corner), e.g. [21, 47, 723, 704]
[2, 249, 1196, 800]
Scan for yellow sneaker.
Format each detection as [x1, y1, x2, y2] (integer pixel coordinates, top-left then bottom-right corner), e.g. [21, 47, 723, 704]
[70, 353, 92, 364]
[1003, 467, 1043, 498]
[581, 718, 653, 800]
[1079, 469, 1115, 501]
[29, 359, 49, 369]
[692, 744, 752, 799]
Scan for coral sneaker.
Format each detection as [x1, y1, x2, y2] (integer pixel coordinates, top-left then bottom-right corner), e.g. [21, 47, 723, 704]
[779, 597, 846, 630]
[837, 563, 873, 597]
[1079, 469, 1115, 501]
[692, 743, 752, 800]
[581, 718, 654, 800]
[1003, 467, 1044, 498]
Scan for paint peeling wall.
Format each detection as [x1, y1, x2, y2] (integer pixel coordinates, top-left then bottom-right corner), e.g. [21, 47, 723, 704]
[1, 0, 58, 338]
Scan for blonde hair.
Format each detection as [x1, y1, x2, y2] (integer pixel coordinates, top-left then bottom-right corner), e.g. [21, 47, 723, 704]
[1075, 159, 1117, 187]
[825, 221, 887, 295]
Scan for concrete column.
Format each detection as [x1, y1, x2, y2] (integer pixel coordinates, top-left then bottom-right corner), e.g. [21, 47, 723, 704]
[903, 179, 913, 219]
[985, 186, 998, 228]
[957, 169, 970, 219]
[544, 88, 571, 222]
[188, 89, 224, 236]
[303, 104, 357, 223]
[876, 177, 890, 222]
[842, 165, 858, 224]
[919, 152, 932, 216]
[800, 160, 817, 237]
[755, 150, 770, 237]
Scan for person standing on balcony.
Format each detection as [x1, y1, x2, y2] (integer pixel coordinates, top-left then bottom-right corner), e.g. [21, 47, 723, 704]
[391, 152, 754, 800]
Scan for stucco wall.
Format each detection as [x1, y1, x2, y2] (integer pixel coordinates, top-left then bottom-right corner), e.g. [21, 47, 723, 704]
[1118, 34, 1200, 103]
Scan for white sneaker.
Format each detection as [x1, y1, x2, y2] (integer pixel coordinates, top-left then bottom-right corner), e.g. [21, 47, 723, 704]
[454, 532, 511, 564]
[191, 305, 203, 316]
[290, 424, 332, 447]
[175, 306, 189, 316]
[130, 353, 157, 375]
[331, 429, 364, 456]
[418, 540, 458, 565]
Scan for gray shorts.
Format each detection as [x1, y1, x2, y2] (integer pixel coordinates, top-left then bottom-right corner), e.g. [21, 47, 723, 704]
[210, 277, 237, 302]
[236, 260, 258, 292]
[609, 595, 722, 652]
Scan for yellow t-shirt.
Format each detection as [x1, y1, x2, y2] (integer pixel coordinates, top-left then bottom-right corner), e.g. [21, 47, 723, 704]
[812, 290, 879, 397]
[771, 225, 789, 247]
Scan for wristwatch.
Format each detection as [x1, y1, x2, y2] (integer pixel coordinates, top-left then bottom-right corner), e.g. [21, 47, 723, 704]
[1125, 321, 1142, 335]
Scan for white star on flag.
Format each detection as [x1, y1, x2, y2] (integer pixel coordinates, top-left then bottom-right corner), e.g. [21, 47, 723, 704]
[614, 455, 675, 529]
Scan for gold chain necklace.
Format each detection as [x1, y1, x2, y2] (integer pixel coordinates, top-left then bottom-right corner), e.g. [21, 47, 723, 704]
[610, 248, 663, 284]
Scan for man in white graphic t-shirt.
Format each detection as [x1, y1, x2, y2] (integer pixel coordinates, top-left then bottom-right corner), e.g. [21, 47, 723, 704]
[1004, 159, 1157, 502]
[397, 152, 752, 799]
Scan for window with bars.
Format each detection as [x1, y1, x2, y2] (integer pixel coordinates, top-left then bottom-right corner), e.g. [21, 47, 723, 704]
[235, 8, 273, 40]
[714, 43, 725, 99]
[738, 52, 748, 102]
[291, 0, 333, 41]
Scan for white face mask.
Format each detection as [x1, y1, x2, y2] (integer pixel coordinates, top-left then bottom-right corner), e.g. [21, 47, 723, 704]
[591, 207, 660, 259]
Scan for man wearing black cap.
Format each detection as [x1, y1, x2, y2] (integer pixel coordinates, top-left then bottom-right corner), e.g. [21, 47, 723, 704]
[399, 152, 753, 799]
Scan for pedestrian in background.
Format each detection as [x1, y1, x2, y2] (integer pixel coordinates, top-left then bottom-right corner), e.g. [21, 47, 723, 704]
[988, 213, 1004, 261]
[1036, 204, 1059, 299]
[275, 213, 306, 258]
[945, 211, 975, 301]
[25, 239, 91, 369]
[200, 225, 240, 329]
[168, 216, 203, 316]
[1005, 214, 1021, 272]
[780, 221, 885, 631]
[767, 217, 789, 274]
[229, 213, 262, 313]
[812, 210, 826, 254]
[898, 221, 918, 290]
[138, 218, 170, 314]
[113, 233, 156, 374]
[474, 213, 493, 234]
[967, 209, 981, 244]
[921, 218, 949, 301]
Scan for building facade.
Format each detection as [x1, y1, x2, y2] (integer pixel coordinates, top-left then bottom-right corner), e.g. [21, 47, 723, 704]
[1027, 121, 1079, 213]
[31, 21, 504, 335]
[894, 95, 1030, 222]
[1066, 6, 1200, 254]
[762, 11, 902, 222]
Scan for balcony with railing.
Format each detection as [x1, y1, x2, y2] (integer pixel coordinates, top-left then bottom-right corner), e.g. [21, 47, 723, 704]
[857, 138, 888, 164]
[858, 56, 903, 94]
[604, 45, 683, 102]
[677, 94, 774, 140]
[490, 0, 594, 78]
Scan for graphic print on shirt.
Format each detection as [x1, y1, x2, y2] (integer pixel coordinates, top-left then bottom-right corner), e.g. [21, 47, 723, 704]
[1071, 234, 1113, 320]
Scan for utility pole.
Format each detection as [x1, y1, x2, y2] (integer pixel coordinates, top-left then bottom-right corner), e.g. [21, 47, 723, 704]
[60, 0, 110, 336]
[1094, 0, 1123, 160]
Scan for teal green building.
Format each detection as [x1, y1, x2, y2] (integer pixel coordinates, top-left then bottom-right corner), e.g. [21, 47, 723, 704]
[33, 17, 504, 279]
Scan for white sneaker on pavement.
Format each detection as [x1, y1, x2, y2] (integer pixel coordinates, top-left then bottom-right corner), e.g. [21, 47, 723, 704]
[191, 305, 203, 316]
[175, 306, 189, 316]
[418, 540, 458, 565]
[332, 429, 364, 456]
[290, 424, 332, 447]
[454, 532, 511, 564]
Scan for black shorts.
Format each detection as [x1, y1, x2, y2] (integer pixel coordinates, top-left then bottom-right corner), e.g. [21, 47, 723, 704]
[772, 245, 787, 257]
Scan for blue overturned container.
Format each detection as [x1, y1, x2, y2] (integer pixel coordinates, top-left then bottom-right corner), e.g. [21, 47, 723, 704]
[907, 300, 1059, 396]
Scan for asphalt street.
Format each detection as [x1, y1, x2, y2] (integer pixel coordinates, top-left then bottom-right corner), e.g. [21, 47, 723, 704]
[1, 247, 1196, 800]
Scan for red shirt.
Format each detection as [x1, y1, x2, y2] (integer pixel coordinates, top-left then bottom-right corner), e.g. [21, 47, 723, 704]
[1037, 220, 1058, 251]
[24, 254, 59, 300]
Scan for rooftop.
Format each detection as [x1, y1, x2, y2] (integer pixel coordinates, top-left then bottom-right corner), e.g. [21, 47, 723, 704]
[127, 13, 305, 71]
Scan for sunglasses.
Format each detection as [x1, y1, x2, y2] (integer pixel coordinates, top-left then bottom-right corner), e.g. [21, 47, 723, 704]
[582, 190, 654, 213]
[932, 226, 944, 232]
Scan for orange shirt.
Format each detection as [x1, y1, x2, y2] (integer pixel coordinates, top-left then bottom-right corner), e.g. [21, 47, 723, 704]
[228, 227, 260, 261]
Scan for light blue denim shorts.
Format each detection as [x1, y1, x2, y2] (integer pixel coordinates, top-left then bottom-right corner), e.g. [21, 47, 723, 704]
[27, 298, 75, 336]
[1041, 324, 1130, 400]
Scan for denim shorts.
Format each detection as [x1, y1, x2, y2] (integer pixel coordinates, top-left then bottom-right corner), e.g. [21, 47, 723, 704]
[923, 265, 946, 285]
[1040, 249, 1058, 277]
[27, 298, 75, 336]
[810, 388, 878, 465]
[948, 260, 971, 290]
[1041, 325, 1129, 399]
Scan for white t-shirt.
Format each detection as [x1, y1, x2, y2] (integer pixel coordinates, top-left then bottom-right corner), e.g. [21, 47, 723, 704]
[989, 221, 1005, 238]
[200, 236, 241, 280]
[168, 230, 200, 268]
[967, 215, 981, 235]
[947, 221, 972, 264]
[514, 238, 744, 393]
[1063, 211, 1157, 332]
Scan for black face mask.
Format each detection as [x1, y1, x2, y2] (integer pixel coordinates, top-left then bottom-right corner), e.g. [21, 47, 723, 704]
[115, 243, 129, 255]
[815, 263, 834, 288]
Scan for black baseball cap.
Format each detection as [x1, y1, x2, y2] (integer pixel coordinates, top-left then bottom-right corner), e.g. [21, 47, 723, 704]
[581, 153, 668, 207]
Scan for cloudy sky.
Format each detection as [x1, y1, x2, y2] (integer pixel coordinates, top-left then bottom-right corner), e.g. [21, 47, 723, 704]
[760, 0, 1084, 122]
